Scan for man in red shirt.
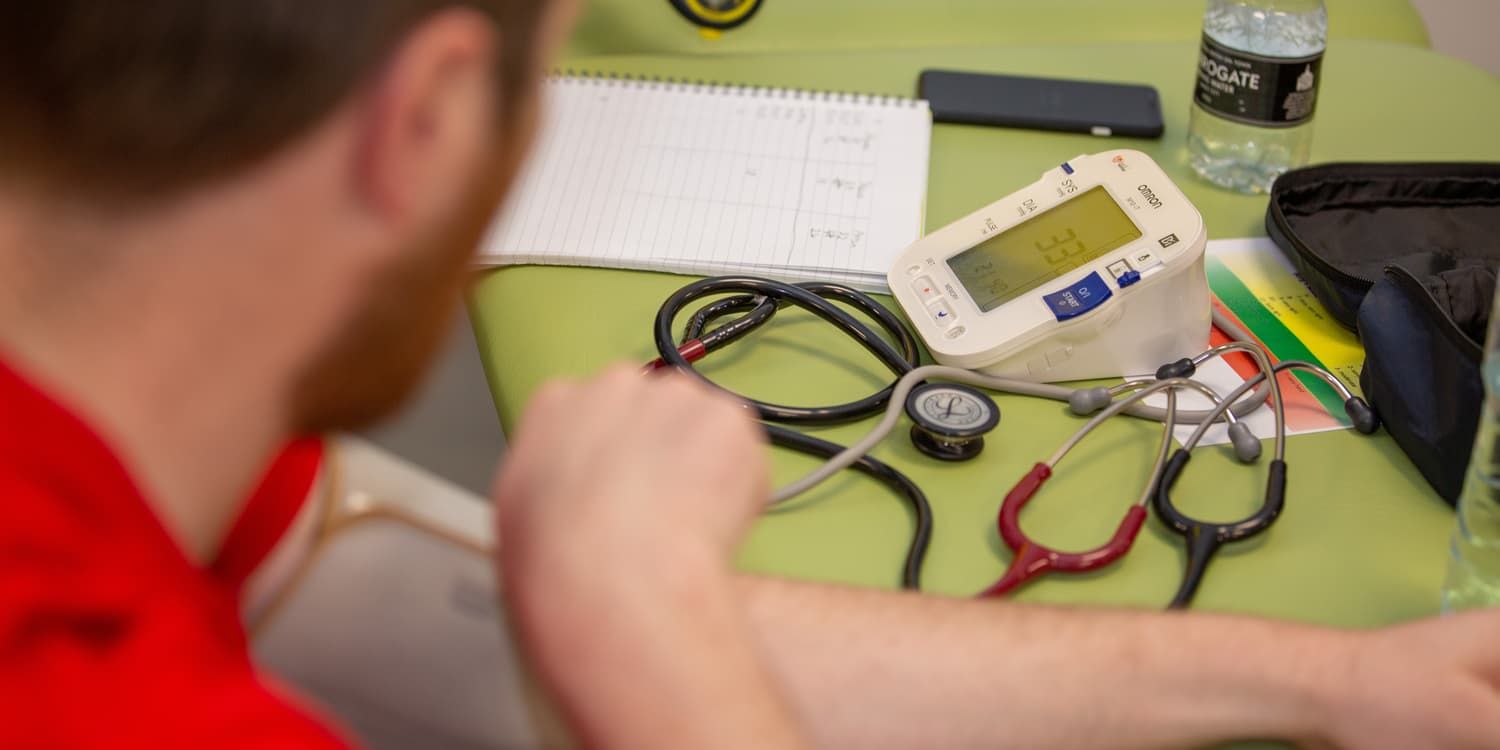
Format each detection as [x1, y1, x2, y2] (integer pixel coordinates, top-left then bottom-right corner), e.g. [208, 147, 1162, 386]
[1, 1, 1497, 748]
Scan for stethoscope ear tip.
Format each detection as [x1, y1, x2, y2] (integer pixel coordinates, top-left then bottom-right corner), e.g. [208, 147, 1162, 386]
[1155, 358, 1197, 380]
[1345, 397, 1381, 434]
[1227, 422, 1263, 463]
[1069, 387, 1114, 416]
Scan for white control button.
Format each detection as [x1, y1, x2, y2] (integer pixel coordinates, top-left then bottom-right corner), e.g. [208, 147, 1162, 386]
[906, 264, 923, 276]
[929, 300, 957, 329]
[1106, 260, 1132, 280]
[911, 276, 942, 302]
[1128, 248, 1160, 271]
[945, 326, 966, 339]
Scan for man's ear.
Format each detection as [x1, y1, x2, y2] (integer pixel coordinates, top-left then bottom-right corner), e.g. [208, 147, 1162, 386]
[353, 8, 498, 226]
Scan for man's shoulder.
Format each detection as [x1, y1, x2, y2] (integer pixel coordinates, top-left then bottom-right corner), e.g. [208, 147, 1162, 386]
[0, 469, 348, 749]
[0, 457, 182, 608]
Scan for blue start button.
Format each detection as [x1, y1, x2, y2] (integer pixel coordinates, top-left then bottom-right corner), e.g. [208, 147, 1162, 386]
[1042, 271, 1113, 321]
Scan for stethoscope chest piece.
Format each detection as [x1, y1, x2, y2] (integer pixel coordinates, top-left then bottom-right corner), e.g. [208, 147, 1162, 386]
[905, 382, 1000, 461]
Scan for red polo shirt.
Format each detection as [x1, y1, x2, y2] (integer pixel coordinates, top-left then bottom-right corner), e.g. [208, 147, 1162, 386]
[0, 357, 347, 748]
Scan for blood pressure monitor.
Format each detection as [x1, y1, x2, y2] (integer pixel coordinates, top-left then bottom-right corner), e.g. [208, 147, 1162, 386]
[888, 150, 1209, 382]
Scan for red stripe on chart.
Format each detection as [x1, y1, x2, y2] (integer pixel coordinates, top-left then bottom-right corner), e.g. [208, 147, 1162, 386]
[1211, 299, 1341, 431]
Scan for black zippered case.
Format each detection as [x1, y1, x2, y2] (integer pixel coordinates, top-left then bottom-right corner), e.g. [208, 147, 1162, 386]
[1266, 162, 1500, 504]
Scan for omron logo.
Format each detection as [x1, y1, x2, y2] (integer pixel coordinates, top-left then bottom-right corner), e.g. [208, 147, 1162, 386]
[1137, 184, 1164, 209]
[1159, 234, 1180, 248]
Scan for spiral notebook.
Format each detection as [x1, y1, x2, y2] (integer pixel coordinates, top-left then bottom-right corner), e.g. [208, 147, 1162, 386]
[476, 72, 932, 291]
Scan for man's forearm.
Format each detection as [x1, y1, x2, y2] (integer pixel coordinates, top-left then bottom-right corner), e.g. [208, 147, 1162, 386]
[741, 576, 1345, 749]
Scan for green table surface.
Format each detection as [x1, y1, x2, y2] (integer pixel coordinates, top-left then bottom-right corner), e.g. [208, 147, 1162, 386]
[565, 0, 1429, 58]
[471, 38, 1500, 627]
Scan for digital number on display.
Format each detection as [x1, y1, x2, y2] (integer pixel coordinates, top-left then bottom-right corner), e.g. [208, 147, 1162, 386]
[947, 187, 1142, 312]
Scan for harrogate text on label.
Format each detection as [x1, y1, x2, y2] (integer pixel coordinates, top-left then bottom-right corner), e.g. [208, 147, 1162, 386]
[1199, 57, 1260, 91]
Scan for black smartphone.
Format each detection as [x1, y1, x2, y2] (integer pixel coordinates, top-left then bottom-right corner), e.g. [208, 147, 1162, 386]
[917, 69, 1165, 139]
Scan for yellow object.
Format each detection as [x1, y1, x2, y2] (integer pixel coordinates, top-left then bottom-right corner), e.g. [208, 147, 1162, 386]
[681, 0, 758, 25]
[699, 27, 723, 40]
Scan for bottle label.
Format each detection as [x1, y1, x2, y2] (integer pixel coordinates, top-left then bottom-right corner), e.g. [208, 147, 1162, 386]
[1195, 34, 1323, 128]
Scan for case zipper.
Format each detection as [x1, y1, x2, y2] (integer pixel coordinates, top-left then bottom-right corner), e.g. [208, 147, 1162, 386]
[1381, 264, 1484, 363]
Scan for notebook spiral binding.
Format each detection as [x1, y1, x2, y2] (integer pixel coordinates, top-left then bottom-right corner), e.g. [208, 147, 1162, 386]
[547, 68, 924, 109]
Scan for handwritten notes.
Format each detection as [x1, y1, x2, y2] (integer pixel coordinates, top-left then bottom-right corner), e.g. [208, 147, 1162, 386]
[477, 74, 931, 291]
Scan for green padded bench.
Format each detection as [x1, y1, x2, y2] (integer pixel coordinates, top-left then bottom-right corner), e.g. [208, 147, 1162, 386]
[472, 5, 1500, 627]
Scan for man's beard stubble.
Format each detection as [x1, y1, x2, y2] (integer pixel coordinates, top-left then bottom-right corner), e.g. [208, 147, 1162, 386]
[287, 112, 536, 434]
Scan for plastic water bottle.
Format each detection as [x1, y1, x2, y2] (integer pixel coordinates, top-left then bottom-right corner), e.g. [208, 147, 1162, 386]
[1187, 0, 1326, 194]
[1442, 293, 1500, 612]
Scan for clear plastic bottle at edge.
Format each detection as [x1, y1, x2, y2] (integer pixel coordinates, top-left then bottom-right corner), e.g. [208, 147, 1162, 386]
[1442, 289, 1500, 612]
[1187, 0, 1326, 194]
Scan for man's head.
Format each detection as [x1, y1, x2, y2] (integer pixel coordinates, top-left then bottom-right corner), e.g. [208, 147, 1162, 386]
[0, 0, 574, 432]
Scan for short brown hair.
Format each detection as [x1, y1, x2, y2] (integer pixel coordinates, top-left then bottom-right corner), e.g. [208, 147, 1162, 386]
[0, 1, 544, 198]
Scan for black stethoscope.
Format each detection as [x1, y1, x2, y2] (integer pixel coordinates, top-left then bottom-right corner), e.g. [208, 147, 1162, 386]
[1152, 355, 1376, 608]
[649, 276, 1378, 606]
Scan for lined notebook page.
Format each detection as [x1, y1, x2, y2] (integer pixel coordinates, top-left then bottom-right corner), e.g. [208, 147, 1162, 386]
[477, 73, 931, 291]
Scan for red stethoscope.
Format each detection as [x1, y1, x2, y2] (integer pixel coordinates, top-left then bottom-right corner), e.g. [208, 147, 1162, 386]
[978, 378, 1189, 598]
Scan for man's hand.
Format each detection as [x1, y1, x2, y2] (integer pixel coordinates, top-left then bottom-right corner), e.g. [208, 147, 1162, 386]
[492, 364, 805, 749]
[1309, 610, 1500, 749]
[493, 363, 768, 575]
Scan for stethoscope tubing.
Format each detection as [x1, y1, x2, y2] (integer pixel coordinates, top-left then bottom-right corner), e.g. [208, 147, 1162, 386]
[653, 277, 920, 425]
[764, 424, 932, 590]
[771, 360, 1260, 503]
